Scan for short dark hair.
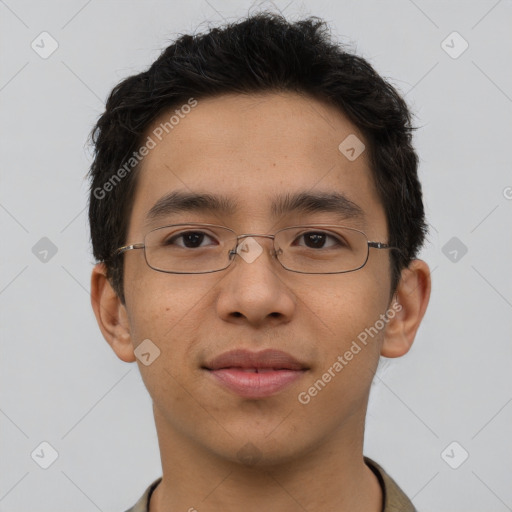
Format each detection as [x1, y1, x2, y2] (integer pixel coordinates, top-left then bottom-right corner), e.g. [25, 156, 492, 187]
[88, 12, 427, 304]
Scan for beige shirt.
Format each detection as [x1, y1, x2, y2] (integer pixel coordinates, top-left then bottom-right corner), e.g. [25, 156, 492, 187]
[124, 457, 416, 512]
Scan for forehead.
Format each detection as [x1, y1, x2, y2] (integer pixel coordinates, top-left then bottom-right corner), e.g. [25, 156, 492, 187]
[128, 92, 386, 236]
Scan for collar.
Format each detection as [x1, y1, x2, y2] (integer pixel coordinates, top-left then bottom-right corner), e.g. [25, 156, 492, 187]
[125, 457, 416, 512]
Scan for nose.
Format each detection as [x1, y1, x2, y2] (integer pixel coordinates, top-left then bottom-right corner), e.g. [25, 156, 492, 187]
[216, 234, 296, 327]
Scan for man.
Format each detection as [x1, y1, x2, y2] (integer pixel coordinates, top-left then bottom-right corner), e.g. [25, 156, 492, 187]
[88, 12, 430, 512]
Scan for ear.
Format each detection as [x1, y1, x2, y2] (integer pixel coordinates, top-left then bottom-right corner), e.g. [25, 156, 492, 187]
[90, 263, 136, 363]
[381, 259, 431, 358]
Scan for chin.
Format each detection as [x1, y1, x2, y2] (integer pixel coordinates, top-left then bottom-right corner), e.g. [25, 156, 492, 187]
[207, 431, 312, 469]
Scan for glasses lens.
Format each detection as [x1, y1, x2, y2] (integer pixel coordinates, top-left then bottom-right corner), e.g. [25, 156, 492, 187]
[275, 225, 369, 273]
[143, 224, 369, 274]
[144, 224, 237, 273]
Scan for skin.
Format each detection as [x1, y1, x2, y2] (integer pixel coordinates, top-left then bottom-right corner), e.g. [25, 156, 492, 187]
[91, 91, 431, 512]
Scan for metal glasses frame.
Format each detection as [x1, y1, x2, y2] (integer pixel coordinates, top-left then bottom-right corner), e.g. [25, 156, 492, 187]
[113, 222, 397, 275]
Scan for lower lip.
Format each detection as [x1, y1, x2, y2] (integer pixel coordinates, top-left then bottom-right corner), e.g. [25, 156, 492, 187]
[207, 368, 306, 399]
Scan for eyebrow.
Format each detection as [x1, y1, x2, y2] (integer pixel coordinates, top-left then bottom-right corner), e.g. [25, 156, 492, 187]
[144, 189, 365, 227]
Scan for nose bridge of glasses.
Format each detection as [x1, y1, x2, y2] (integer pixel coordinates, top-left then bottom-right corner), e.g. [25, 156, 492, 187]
[229, 233, 279, 259]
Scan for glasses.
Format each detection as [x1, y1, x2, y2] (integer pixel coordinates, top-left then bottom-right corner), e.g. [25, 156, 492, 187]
[113, 223, 397, 275]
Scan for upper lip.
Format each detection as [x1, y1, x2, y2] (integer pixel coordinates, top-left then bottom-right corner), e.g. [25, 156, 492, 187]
[203, 349, 308, 371]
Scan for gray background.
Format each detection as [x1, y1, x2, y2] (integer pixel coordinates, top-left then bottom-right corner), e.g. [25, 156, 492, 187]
[1, 0, 511, 511]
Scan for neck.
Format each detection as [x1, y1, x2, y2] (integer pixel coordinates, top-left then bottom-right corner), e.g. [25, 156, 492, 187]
[149, 407, 382, 512]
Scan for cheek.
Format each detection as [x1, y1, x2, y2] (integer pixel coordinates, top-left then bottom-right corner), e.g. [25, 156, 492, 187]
[124, 267, 215, 365]
[124, 255, 200, 344]
[124, 274, 206, 412]
[296, 274, 387, 421]
[305, 268, 390, 347]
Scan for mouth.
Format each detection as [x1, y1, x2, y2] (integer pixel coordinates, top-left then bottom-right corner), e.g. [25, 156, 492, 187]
[203, 349, 309, 399]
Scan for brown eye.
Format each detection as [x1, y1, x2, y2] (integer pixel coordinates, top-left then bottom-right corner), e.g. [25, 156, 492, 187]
[164, 231, 216, 248]
[294, 231, 345, 249]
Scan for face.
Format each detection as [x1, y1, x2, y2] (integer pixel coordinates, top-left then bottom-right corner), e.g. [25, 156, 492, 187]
[120, 92, 395, 464]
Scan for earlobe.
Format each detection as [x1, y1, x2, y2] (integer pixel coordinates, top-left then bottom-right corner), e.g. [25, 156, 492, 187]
[381, 259, 431, 358]
[90, 263, 136, 363]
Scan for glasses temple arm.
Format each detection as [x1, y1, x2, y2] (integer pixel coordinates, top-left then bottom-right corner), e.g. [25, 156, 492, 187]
[114, 243, 145, 256]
